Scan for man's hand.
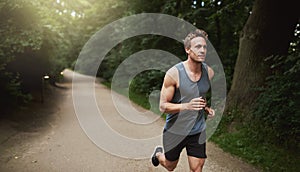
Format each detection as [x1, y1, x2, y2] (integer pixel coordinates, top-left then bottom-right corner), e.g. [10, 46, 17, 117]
[205, 107, 215, 118]
[185, 97, 206, 111]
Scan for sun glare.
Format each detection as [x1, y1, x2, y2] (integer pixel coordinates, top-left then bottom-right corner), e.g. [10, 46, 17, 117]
[54, 0, 83, 18]
[71, 11, 76, 17]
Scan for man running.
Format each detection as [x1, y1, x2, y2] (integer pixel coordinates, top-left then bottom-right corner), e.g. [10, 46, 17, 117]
[152, 29, 215, 172]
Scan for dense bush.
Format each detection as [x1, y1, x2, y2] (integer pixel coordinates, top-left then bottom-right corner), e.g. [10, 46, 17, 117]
[98, 35, 184, 95]
[0, 1, 43, 108]
[0, 0, 79, 111]
[250, 51, 300, 150]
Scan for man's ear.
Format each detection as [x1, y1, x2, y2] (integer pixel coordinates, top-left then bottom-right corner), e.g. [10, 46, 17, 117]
[185, 48, 190, 54]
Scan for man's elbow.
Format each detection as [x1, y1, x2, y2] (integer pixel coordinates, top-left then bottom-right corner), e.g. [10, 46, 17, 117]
[159, 104, 166, 113]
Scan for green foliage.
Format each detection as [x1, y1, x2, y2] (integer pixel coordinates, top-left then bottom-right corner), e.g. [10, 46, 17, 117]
[129, 70, 165, 96]
[250, 52, 300, 150]
[97, 0, 252, 97]
[0, 0, 96, 111]
[0, 0, 42, 108]
[212, 22, 300, 171]
[98, 34, 184, 95]
[211, 127, 300, 171]
[96, 0, 252, 100]
[213, 50, 300, 171]
[0, 71, 32, 108]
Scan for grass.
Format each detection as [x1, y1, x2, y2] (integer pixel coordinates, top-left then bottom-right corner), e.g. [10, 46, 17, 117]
[211, 114, 300, 172]
[102, 81, 150, 107]
[101, 80, 163, 117]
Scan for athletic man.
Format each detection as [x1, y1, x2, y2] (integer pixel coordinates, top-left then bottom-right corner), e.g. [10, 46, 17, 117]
[152, 29, 215, 172]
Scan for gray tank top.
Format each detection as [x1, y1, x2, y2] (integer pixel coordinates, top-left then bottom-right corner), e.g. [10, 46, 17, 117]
[164, 62, 210, 135]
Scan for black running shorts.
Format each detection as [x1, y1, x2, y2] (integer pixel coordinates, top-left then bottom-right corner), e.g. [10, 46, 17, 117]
[163, 130, 207, 161]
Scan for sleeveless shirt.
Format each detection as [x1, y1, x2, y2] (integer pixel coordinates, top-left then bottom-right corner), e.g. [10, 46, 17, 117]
[164, 62, 210, 135]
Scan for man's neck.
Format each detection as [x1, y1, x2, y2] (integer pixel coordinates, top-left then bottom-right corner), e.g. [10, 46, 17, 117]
[185, 58, 202, 74]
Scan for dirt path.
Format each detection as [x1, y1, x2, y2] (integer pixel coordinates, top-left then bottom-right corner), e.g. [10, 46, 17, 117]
[0, 69, 260, 172]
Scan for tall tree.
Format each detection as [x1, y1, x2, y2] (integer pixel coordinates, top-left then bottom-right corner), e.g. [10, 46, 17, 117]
[227, 0, 299, 111]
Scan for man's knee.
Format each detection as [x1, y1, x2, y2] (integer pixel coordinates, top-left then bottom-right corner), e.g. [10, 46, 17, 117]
[164, 160, 178, 171]
[189, 158, 205, 172]
[190, 164, 204, 172]
[165, 163, 177, 171]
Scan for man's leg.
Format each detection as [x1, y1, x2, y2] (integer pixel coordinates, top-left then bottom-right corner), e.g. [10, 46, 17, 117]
[187, 156, 205, 172]
[152, 131, 186, 171]
[186, 131, 207, 172]
[156, 152, 179, 171]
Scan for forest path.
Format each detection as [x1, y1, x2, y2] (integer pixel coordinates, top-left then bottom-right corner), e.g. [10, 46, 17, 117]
[0, 69, 259, 172]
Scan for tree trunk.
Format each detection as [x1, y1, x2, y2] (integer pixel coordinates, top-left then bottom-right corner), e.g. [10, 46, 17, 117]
[226, 0, 299, 112]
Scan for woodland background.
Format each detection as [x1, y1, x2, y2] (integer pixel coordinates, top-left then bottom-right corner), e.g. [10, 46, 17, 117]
[0, 0, 299, 171]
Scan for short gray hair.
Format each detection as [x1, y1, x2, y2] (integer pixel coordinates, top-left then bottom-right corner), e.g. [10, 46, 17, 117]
[183, 29, 208, 49]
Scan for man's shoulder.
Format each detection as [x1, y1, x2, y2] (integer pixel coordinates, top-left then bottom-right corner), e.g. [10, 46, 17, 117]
[166, 63, 181, 75]
[164, 64, 181, 85]
[168, 62, 183, 72]
[166, 66, 178, 76]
